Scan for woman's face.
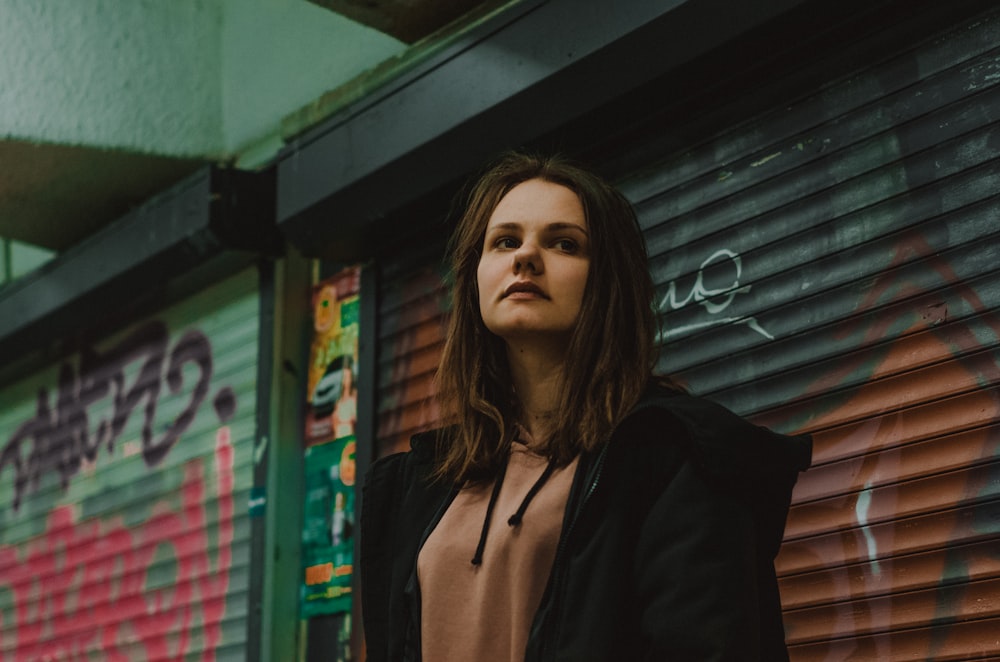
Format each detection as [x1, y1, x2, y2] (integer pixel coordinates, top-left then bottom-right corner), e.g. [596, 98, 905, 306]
[476, 178, 590, 345]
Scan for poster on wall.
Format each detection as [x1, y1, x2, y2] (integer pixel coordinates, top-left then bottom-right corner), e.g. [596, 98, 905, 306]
[305, 266, 360, 446]
[301, 266, 360, 620]
[301, 435, 357, 617]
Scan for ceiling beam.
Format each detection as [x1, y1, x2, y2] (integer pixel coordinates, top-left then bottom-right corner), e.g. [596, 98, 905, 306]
[276, 0, 810, 258]
[0, 166, 279, 372]
[0, 139, 202, 251]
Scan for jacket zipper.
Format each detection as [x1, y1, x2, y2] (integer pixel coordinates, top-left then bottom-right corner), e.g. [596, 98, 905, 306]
[538, 443, 609, 662]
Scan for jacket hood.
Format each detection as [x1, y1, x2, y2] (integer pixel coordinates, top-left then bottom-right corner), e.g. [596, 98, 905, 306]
[630, 388, 812, 479]
[625, 386, 812, 559]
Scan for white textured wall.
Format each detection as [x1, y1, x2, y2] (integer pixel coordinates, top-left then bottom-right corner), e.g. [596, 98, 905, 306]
[0, 0, 224, 157]
[221, 0, 405, 160]
[0, 0, 406, 162]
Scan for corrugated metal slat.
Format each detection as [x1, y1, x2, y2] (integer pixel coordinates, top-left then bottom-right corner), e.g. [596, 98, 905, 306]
[622, 4, 1000, 658]
[0, 269, 259, 661]
[375, 261, 448, 457]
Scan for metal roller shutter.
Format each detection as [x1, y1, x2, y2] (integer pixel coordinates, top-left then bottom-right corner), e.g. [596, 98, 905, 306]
[375, 252, 449, 459]
[619, 7, 1000, 659]
[0, 269, 259, 661]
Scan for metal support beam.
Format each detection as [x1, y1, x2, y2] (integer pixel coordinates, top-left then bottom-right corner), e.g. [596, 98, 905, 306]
[0, 166, 279, 374]
[276, 0, 809, 259]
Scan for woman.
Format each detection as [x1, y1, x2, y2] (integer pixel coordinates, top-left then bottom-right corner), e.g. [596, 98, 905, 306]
[361, 152, 812, 661]
[332, 355, 358, 439]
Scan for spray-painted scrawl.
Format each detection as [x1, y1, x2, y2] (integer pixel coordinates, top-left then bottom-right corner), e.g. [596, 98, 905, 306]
[0, 320, 236, 511]
[0, 317, 242, 661]
[658, 248, 774, 341]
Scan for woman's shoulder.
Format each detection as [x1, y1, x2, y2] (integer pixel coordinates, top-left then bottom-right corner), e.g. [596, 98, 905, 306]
[363, 426, 457, 507]
[615, 385, 812, 559]
[362, 430, 457, 559]
[622, 383, 812, 480]
[365, 428, 442, 487]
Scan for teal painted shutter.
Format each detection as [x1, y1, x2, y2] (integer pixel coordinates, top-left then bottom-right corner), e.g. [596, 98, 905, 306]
[0, 268, 259, 661]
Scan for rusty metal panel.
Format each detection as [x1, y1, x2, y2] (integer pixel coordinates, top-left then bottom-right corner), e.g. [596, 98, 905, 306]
[620, 5, 1000, 659]
[0, 269, 259, 661]
[375, 256, 449, 458]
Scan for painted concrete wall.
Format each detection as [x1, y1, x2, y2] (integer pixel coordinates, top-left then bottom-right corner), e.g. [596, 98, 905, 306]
[0, 0, 405, 161]
[222, 0, 405, 163]
[0, 0, 223, 156]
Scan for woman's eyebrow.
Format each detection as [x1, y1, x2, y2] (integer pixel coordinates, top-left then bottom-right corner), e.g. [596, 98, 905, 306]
[485, 222, 521, 232]
[546, 222, 589, 235]
[485, 221, 588, 234]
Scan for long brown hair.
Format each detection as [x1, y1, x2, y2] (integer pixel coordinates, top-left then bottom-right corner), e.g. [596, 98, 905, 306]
[434, 151, 673, 482]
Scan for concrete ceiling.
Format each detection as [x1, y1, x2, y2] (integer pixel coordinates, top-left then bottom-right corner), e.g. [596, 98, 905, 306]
[0, 140, 202, 251]
[0, 0, 488, 253]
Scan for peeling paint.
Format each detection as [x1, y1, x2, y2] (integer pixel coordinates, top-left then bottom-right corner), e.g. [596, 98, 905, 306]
[750, 151, 782, 167]
[856, 481, 881, 576]
[254, 433, 269, 465]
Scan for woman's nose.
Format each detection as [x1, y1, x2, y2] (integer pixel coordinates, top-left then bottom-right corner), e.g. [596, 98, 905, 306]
[513, 241, 541, 273]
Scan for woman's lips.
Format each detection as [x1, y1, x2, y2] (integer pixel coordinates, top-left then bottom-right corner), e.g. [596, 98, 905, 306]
[503, 281, 547, 299]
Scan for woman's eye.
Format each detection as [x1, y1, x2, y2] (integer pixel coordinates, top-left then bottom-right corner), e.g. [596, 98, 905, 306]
[554, 239, 578, 252]
[494, 237, 519, 249]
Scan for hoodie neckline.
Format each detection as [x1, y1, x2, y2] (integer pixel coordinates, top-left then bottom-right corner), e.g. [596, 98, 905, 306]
[470, 433, 560, 566]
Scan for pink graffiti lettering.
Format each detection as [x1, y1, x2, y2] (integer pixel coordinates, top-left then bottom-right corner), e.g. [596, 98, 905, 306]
[0, 429, 234, 661]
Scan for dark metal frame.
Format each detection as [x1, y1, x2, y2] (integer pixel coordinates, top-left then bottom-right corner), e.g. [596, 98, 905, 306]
[275, 0, 812, 259]
[0, 166, 279, 377]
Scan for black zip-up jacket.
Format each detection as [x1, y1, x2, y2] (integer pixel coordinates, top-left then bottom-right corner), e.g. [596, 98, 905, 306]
[361, 389, 812, 661]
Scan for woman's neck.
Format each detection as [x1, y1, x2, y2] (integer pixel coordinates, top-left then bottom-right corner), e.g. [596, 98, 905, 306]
[505, 339, 567, 443]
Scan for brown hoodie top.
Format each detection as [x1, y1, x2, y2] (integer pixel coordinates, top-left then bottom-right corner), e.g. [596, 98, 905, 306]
[417, 437, 579, 662]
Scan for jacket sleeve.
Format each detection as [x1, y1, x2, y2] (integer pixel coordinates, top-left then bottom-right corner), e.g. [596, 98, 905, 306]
[360, 443, 456, 662]
[360, 453, 407, 662]
[632, 457, 766, 661]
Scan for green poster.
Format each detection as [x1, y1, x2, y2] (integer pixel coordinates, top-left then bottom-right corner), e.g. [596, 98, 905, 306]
[300, 436, 356, 617]
[305, 267, 360, 446]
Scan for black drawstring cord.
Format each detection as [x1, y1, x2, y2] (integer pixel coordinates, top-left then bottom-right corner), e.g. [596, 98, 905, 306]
[507, 458, 557, 527]
[470, 439, 559, 565]
[471, 456, 509, 566]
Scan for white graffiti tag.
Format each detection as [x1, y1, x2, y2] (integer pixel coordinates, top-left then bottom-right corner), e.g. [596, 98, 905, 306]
[658, 249, 774, 341]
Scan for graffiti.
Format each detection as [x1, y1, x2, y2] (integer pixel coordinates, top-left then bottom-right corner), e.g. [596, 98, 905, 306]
[657, 248, 774, 341]
[854, 481, 880, 576]
[0, 428, 234, 661]
[0, 320, 236, 510]
[764, 229, 1000, 658]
